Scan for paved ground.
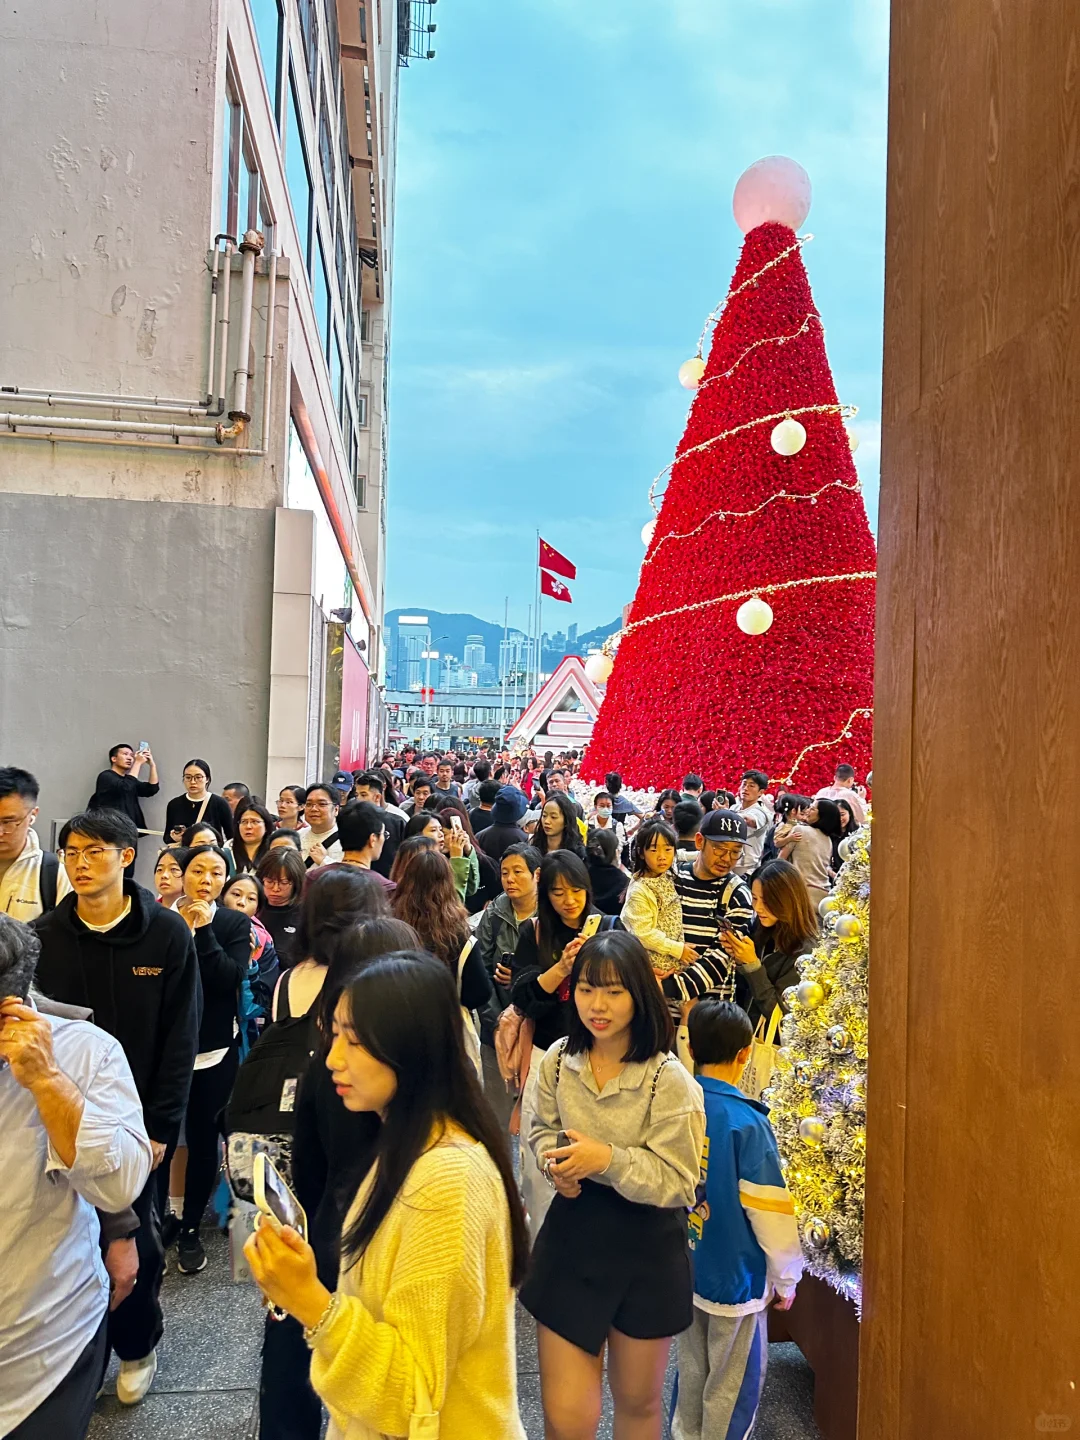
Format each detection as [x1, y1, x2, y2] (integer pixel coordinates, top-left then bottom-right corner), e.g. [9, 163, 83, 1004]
[88, 1229, 822, 1439]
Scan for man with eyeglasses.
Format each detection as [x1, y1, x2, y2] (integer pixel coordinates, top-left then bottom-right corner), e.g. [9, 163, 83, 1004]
[299, 783, 344, 869]
[32, 808, 199, 1407]
[0, 767, 71, 920]
[673, 810, 755, 998]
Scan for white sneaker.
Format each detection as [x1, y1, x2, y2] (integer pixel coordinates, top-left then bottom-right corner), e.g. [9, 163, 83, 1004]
[116, 1350, 157, 1405]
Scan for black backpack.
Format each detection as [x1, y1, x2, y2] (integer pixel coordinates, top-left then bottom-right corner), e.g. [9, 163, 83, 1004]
[38, 852, 60, 913]
[224, 1012, 318, 1140]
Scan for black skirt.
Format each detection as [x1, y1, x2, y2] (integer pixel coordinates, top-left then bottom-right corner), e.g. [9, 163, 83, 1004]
[520, 1178, 692, 1355]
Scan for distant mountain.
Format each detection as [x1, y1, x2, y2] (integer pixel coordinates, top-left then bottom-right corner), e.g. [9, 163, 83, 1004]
[385, 607, 623, 687]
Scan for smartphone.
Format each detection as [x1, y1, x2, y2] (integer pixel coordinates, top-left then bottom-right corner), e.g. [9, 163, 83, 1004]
[253, 1152, 308, 1239]
[579, 913, 602, 941]
[450, 814, 462, 830]
[137, 741, 149, 753]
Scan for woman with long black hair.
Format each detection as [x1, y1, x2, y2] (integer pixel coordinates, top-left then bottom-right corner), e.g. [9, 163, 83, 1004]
[246, 952, 529, 1440]
[523, 930, 704, 1440]
[779, 798, 843, 909]
[721, 858, 819, 1026]
[510, 851, 612, 1235]
[254, 916, 420, 1440]
[534, 791, 586, 860]
[228, 800, 277, 874]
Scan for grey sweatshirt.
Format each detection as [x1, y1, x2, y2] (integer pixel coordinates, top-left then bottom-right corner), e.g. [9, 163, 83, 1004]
[528, 1038, 705, 1209]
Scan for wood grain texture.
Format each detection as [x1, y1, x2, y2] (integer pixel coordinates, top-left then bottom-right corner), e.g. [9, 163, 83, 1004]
[862, 1, 1080, 1435]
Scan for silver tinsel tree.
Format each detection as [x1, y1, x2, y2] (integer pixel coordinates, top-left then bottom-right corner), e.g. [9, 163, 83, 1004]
[765, 824, 870, 1309]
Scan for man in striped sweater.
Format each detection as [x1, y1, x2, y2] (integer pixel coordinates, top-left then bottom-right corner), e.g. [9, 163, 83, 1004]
[670, 810, 754, 1004]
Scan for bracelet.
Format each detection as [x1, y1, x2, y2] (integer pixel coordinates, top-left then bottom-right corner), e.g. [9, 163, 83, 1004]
[303, 1290, 342, 1346]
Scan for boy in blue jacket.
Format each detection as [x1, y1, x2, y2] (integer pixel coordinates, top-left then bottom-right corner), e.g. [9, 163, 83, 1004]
[673, 1000, 804, 1440]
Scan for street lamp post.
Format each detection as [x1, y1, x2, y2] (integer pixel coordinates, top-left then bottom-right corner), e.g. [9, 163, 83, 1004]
[420, 635, 449, 748]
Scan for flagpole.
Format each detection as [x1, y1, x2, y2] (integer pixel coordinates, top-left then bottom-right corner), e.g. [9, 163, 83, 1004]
[499, 595, 509, 746]
[532, 529, 541, 705]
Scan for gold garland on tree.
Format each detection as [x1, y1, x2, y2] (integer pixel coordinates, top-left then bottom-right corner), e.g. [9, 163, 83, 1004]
[765, 822, 870, 1309]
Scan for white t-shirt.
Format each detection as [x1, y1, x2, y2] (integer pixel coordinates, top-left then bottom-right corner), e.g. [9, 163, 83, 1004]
[736, 802, 770, 875]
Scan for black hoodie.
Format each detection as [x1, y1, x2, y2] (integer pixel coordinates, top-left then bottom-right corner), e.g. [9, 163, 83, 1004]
[32, 882, 200, 1145]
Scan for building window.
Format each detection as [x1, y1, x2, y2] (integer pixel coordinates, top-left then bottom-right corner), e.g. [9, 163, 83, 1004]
[313, 229, 331, 356]
[320, 91, 335, 213]
[360, 308, 372, 342]
[330, 328, 344, 414]
[222, 74, 269, 242]
[248, 0, 283, 121]
[354, 472, 367, 510]
[285, 68, 313, 265]
[357, 390, 369, 427]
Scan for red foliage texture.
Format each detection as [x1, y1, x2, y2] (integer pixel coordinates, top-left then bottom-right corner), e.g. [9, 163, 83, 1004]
[583, 222, 876, 791]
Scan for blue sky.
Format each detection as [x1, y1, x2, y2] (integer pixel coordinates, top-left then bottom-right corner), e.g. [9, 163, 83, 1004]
[386, 0, 889, 637]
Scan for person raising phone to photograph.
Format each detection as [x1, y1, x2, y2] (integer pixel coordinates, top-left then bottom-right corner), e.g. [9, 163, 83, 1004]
[245, 952, 529, 1440]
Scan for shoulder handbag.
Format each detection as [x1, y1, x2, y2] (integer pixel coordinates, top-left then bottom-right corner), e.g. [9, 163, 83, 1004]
[738, 1004, 783, 1100]
[456, 936, 484, 1079]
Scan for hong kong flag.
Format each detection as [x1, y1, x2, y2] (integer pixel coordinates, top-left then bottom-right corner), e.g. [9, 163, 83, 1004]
[539, 538, 576, 580]
[541, 569, 573, 603]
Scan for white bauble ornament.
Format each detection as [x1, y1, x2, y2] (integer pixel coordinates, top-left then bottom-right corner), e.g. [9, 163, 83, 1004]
[798, 1116, 826, 1146]
[837, 836, 855, 863]
[796, 979, 825, 1009]
[678, 357, 706, 390]
[640, 519, 656, 546]
[732, 156, 812, 234]
[847, 426, 860, 453]
[834, 914, 863, 940]
[584, 652, 614, 685]
[770, 417, 807, 456]
[736, 597, 774, 635]
[818, 895, 839, 918]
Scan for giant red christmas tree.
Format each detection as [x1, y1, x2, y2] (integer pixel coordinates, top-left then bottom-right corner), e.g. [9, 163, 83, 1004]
[585, 166, 875, 791]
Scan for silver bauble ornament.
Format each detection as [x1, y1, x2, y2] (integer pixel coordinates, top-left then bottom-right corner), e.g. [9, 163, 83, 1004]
[781, 985, 802, 1010]
[798, 1116, 826, 1145]
[823, 912, 840, 933]
[804, 1216, 832, 1249]
[834, 914, 863, 940]
[759, 1087, 777, 1107]
[793, 1059, 815, 1085]
[818, 895, 839, 918]
[826, 1025, 853, 1055]
[837, 836, 855, 863]
[795, 979, 826, 1009]
[775, 1046, 795, 1069]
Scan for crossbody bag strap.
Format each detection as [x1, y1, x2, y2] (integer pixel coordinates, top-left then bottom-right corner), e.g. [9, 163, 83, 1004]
[456, 934, 477, 995]
[195, 793, 212, 826]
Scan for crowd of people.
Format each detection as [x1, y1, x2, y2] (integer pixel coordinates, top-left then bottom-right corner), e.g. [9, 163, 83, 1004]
[0, 743, 869, 1439]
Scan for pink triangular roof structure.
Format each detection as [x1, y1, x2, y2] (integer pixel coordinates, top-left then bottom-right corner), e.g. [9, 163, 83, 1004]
[507, 655, 606, 749]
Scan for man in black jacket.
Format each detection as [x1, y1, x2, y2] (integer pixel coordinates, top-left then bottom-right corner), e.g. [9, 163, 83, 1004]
[32, 808, 199, 1408]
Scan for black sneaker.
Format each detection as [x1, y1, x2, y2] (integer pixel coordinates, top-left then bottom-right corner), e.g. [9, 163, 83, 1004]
[176, 1229, 207, 1274]
[160, 1213, 181, 1251]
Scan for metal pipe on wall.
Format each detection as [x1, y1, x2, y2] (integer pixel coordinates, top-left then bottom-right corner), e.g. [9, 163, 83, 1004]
[230, 231, 264, 422]
[215, 239, 234, 415]
[1, 412, 233, 441]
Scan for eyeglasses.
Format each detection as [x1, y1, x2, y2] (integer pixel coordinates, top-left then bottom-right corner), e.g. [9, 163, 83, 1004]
[0, 811, 34, 835]
[305, 799, 334, 812]
[183, 773, 207, 783]
[61, 845, 123, 864]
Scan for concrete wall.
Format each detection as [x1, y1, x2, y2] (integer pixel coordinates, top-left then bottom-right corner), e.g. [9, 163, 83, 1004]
[0, 493, 274, 855]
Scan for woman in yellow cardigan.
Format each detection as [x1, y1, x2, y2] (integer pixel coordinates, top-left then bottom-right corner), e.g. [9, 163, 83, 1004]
[246, 951, 530, 1439]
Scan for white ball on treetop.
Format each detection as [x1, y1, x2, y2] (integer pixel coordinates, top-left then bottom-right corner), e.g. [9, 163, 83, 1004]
[640, 519, 656, 546]
[736, 597, 773, 635]
[733, 156, 812, 234]
[678, 357, 706, 389]
[584, 653, 614, 685]
[770, 417, 807, 456]
[847, 426, 860, 453]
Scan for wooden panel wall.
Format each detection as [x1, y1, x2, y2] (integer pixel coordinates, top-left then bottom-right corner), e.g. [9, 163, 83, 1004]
[861, 2, 1080, 1436]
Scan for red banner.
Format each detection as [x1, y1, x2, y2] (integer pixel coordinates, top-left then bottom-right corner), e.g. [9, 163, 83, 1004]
[541, 569, 573, 603]
[539, 537, 576, 579]
[340, 633, 370, 770]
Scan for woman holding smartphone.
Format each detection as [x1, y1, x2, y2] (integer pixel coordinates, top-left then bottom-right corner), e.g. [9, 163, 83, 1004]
[245, 952, 529, 1440]
[164, 759, 235, 845]
[510, 852, 613, 1235]
[523, 930, 704, 1440]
